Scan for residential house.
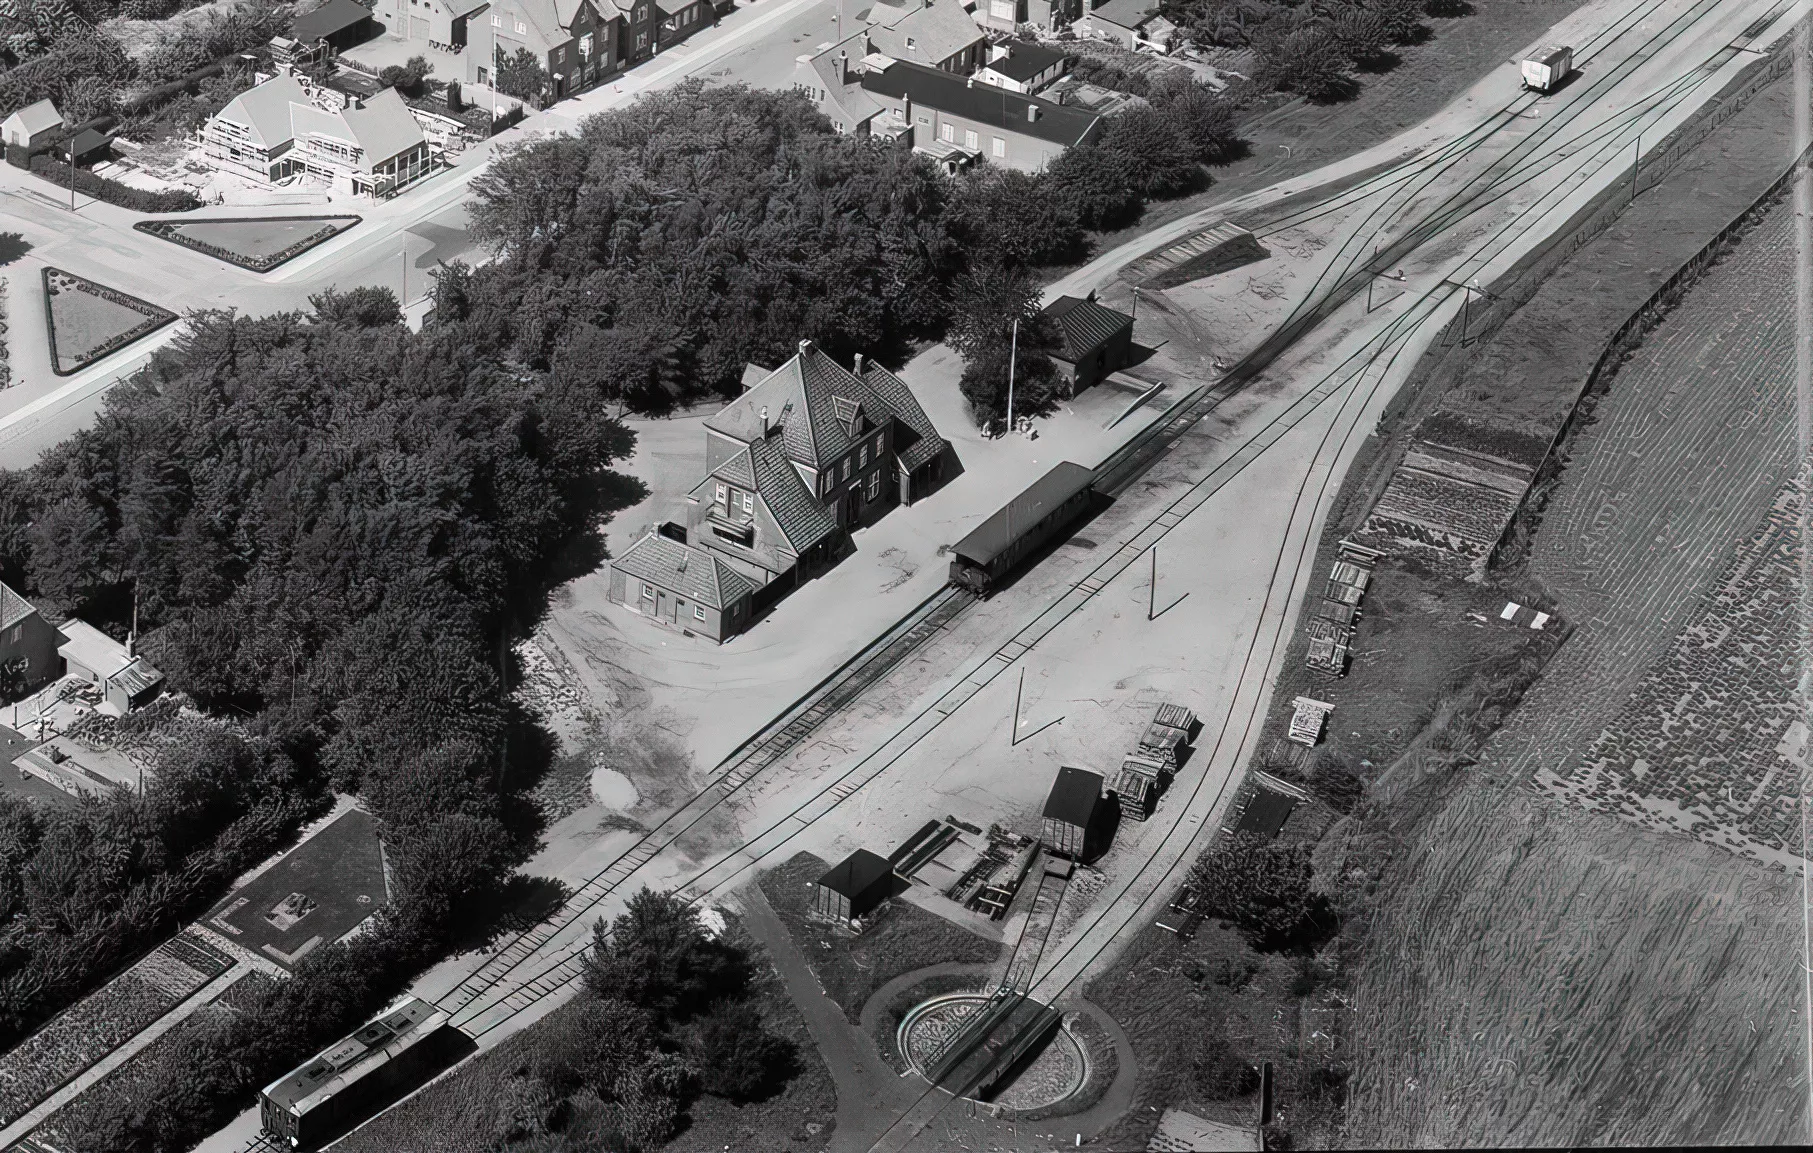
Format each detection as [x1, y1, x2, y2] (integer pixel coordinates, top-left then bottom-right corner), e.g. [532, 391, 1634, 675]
[1, 98, 62, 152]
[1040, 292, 1133, 393]
[1076, 0, 1171, 51]
[859, 57, 1103, 173]
[792, 0, 985, 129]
[57, 620, 165, 716]
[974, 40, 1069, 93]
[0, 582, 63, 694]
[291, 0, 377, 52]
[399, 0, 709, 101]
[974, 0, 1081, 34]
[203, 73, 432, 196]
[608, 530, 757, 642]
[374, 0, 490, 51]
[684, 338, 948, 596]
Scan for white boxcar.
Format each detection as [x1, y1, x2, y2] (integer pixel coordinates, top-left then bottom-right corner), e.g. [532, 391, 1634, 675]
[1521, 45, 1573, 92]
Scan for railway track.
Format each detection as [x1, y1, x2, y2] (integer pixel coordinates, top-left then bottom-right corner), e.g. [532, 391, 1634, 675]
[441, 582, 974, 1026]
[427, 0, 1793, 1085]
[859, 4, 1805, 1147]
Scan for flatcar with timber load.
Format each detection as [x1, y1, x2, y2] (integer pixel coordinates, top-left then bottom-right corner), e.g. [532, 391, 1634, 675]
[948, 461, 1097, 596]
[259, 996, 469, 1149]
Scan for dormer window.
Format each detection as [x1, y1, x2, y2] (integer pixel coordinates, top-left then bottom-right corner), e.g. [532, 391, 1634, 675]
[714, 483, 728, 506]
[905, 36, 915, 49]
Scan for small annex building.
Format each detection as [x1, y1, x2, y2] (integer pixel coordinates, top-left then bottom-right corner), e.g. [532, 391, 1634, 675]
[1, 98, 63, 152]
[1040, 293, 1133, 394]
[608, 530, 758, 643]
[813, 848, 896, 924]
[57, 619, 165, 715]
[1041, 766, 1103, 859]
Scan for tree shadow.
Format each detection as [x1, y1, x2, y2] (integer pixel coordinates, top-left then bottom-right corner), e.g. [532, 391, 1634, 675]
[447, 873, 575, 953]
[0, 233, 30, 267]
[1424, 0, 1473, 16]
[1351, 48, 1402, 74]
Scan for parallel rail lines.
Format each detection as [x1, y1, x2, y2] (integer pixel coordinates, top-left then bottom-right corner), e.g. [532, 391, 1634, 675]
[440, 584, 973, 1028]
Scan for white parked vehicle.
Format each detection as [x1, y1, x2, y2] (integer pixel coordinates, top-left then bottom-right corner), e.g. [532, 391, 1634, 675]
[1522, 45, 1574, 92]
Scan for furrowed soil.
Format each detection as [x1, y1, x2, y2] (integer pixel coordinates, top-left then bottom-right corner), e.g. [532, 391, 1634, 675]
[1080, 43, 1810, 1153]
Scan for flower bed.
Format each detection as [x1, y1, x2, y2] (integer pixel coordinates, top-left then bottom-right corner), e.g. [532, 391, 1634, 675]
[0, 935, 228, 1125]
[42, 268, 178, 377]
[133, 216, 363, 273]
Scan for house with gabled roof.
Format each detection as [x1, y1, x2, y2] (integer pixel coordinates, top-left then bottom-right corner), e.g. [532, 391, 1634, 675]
[0, 581, 61, 696]
[608, 530, 758, 642]
[202, 73, 431, 196]
[610, 339, 952, 636]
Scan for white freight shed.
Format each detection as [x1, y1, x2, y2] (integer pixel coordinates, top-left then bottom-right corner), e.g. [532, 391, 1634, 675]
[1522, 46, 1573, 92]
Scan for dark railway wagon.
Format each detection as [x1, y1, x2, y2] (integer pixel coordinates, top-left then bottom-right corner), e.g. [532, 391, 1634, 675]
[948, 462, 1096, 596]
[260, 997, 465, 1150]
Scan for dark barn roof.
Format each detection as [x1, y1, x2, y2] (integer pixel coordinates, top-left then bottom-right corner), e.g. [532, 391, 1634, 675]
[860, 59, 1100, 147]
[1043, 766, 1102, 828]
[293, 0, 371, 42]
[952, 462, 1094, 567]
[1041, 295, 1132, 363]
[817, 848, 894, 899]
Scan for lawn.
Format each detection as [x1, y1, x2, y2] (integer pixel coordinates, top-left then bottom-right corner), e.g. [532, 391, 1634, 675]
[335, 921, 838, 1153]
[136, 216, 362, 272]
[43, 270, 175, 376]
[757, 851, 1003, 1024]
[202, 808, 386, 970]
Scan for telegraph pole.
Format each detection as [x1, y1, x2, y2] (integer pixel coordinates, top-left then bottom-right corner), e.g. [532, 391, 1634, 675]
[1005, 317, 1019, 437]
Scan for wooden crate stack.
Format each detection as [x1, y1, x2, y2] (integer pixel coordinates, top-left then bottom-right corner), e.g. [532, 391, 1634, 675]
[1304, 541, 1384, 676]
[1114, 703, 1197, 821]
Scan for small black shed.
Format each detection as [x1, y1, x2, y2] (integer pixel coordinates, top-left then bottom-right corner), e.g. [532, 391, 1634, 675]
[813, 849, 895, 923]
[66, 127, 112, 166]
[292, 0, 375, 51]
[1041, 766, 1103, 859]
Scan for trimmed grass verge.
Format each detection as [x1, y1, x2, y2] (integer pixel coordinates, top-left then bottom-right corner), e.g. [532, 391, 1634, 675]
[134, 216, 363, 273]
[42, 269, 176, 376]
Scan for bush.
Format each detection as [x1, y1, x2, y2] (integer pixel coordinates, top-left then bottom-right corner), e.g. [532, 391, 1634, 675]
[582, 888, 750, 1020]
[1043, 142, 1143, 232]
[380, 55, 434, 97]
[27, 154, 202, 213]
[683, 1000, 799, 1101]
[1188, 1033, 1262, 1099]
[496, 46, 549, 102]
[1256, 24, 1356, 102]
[1188, 832, 1331, 948]
[139, 1, 290, 86]
[1100, 104, 1204, 199]
[1308, 749, 1366, 813]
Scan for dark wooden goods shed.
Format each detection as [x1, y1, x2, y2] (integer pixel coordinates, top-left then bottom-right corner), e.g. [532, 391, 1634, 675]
[813, 848, 895, 923]
[1041, 766, 1103, 858]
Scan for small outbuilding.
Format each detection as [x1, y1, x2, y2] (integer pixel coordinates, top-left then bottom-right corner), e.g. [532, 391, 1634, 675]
[813, 849, 896, 924]
[291, 0, 376, 52]
[57, 619, 164, 715]
[2, 98, 63, 153]
[1040, 293, 1134, 395]
[66, 127, 113, 166]
[1041, 766, 1103, 859]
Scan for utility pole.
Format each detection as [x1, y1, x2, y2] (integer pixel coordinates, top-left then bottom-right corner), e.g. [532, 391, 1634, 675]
[1011, 667, 1024, 746]
[1148, 547, 1157, 620]
[67, 138, 76, 212]
[1130, 285, 1139, 320]
[401, 243, 408, 308]
[1005, 317, 1019, 438]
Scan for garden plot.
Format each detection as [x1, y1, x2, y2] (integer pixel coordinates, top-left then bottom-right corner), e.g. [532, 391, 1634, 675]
[41, 269, 176, 376]
[202, 808, 387, 969]
[1543, 482, 1803, 865]
[134, 216, 361, 273]
[0, 931, 231, 1126]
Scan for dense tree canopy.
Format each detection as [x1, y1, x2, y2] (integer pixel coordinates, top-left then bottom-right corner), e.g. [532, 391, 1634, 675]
[458, 81, 959, 411]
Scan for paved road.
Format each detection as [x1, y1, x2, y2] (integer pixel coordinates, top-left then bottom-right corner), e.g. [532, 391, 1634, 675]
[0, 0, 835, 468]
